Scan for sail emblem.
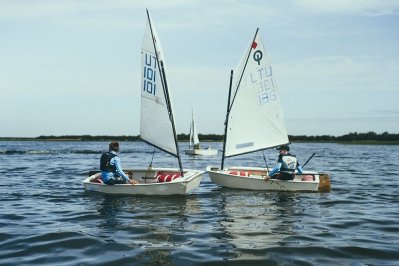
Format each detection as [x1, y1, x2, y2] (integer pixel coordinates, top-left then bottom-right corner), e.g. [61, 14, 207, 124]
[253, 50, 263, 65]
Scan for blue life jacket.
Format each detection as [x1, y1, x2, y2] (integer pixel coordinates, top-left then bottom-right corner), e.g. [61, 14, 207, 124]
[100, 152, 117, 173]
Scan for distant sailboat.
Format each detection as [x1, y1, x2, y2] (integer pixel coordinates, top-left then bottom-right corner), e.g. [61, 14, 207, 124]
[184, 109, 218, 156]
[83, 10, 204, 195]
[206, 29, 330, 192]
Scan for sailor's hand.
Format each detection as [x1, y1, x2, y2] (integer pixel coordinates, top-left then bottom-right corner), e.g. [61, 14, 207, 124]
[128, 179, 138, 185]
[264, 175, 271, 181]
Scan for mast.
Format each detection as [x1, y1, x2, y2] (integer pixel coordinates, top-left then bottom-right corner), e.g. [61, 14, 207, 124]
[221, 70, 234, 170]
[160, 61, 184, 175]
[146, 9, 184, 175]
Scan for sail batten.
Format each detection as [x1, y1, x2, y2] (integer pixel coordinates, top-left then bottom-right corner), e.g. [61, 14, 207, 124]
[224, 31, 289, 157]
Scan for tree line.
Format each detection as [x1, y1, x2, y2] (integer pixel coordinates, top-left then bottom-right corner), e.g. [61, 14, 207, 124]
[16, 131, 394, 142]
[289, 131, 399, 142]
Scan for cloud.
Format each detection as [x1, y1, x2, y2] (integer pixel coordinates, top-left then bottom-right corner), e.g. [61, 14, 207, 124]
[297, 0, 399, 16]
[275, 55, 399, 92]
[0, 0, 198, 18]
[0, 0, 201, 30]
[0, 0, 292, 31]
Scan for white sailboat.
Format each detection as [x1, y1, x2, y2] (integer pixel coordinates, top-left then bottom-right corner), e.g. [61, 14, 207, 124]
[184, 110, 218, 156]
[206, 29, 330, 192]
[83, 10, 204, 195]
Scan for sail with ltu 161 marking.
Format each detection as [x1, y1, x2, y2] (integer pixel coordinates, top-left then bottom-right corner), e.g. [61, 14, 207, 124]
[206, 29, 330, 193]
[224, 31, 289, 157]
[140, 10, 178, 157]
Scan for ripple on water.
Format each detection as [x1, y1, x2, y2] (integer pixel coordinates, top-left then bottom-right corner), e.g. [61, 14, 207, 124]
[0, 141, 398, 265]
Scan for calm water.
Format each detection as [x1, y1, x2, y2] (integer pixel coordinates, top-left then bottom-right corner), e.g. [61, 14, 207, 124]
[0, 141, 398, 265]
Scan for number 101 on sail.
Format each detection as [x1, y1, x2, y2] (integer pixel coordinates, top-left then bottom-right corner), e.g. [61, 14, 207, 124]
[143, 53, 157, 95]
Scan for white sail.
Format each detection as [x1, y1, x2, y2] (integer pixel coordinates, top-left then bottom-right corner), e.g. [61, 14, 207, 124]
[140, 12, 177, 156]
[191, 110, 200, 146]
[225, 32, 289, 157]
[188, 123, 193, 148]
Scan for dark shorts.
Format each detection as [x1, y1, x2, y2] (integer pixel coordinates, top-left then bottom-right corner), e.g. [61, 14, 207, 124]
[271, 173, 295, 181]
[105, 176, 127, 185]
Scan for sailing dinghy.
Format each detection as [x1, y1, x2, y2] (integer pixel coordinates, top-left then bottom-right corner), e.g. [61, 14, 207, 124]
[184, 109, 218, 156]
[83, 10, 204, 195]
[206, 29, 330, 192]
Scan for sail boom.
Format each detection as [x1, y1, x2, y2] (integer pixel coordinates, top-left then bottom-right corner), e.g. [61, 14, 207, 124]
[140, 138, 179, 159]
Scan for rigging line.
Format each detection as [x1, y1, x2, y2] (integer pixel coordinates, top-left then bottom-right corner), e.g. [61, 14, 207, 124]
[148, 148, 156, 168]
[262, 151, 269, 175]
[302, 153, 316, 169]
[144, 148, 156, 183]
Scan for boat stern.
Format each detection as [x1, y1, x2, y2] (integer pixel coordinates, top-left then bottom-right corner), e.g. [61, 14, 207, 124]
[318, 173, 331, 192]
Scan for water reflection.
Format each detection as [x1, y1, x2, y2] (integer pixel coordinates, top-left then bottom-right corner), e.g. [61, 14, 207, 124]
[89, 194, 201, 264]
[218, 190, 298, 260]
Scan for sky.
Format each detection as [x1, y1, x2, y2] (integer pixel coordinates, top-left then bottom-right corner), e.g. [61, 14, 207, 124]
[1, 0, 399, 137]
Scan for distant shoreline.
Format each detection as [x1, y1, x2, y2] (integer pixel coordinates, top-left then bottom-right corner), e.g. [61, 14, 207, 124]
[1, 139, 398, 145]
[0, 132, 398, 144]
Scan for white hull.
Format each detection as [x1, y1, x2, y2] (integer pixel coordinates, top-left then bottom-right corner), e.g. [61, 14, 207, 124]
[206, 166, 330, 192]
[184, 148, 218, 156]
[83, 168, 204, 195]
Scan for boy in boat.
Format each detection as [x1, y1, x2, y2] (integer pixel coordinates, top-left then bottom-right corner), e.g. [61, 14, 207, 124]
[264, 144, 303, 181]
[100, 141, 138, 185]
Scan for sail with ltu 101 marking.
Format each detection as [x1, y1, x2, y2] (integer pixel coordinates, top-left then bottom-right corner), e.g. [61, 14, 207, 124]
[140, 10, 178, 157]
[224, 30, 289, 157]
